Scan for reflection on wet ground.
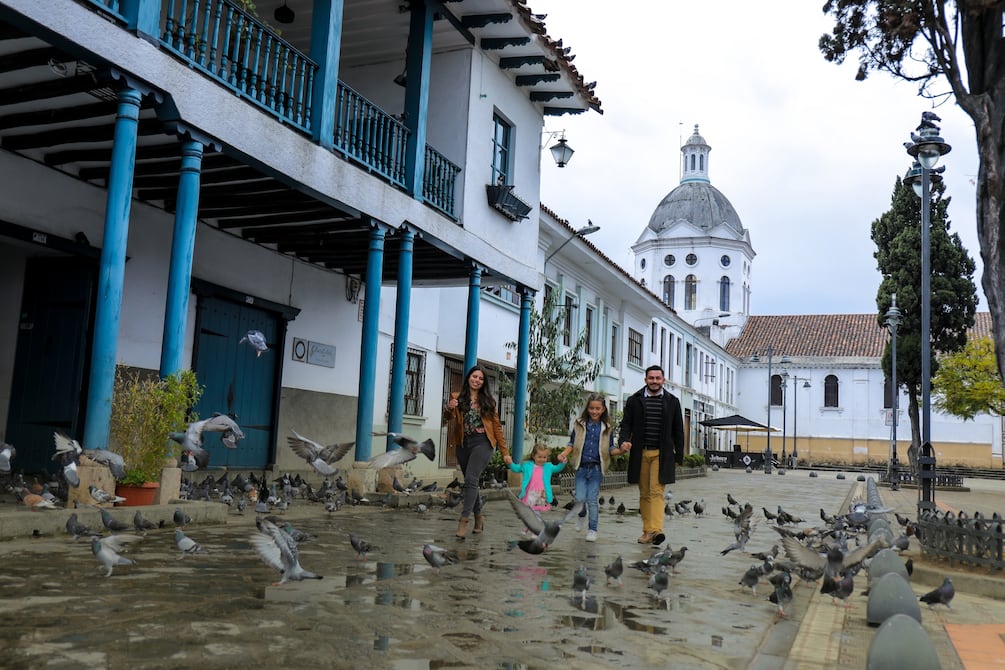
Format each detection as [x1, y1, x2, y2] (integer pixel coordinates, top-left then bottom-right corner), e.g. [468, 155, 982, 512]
[0, 471, 857, 668]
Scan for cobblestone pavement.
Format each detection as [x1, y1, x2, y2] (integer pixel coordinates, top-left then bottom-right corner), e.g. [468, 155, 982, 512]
[0, 468, 1000, 669]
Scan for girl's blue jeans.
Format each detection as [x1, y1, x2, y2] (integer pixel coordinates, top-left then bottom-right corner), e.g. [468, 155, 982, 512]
[574, 464, 602, 532]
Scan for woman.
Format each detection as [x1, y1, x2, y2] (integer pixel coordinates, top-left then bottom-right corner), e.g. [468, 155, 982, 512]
[443, 366, 510, 539]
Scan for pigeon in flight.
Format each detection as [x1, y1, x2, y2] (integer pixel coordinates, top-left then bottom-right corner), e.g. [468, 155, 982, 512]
[506, 489, 584, 554]
[422, 543, 460, 570]
[239, 329, 269, 357]
[169, 413, 245, 470]
[89, 485, 125, 506]
[91, 534, 141, 577]
[52, 432, 83, 488]
[919, 577, 954, 609]
[777, 532, 887, 581]
[367, 432, 436, 469]
[721, 503, 755, 555]
[286, 430, 354, 476]
[250, 517, 321, 584]
[0, 442, 14, 473]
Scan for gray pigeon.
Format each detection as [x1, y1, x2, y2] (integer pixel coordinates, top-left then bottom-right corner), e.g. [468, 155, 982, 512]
[250, 518, 321, 584]
[739, 564, 762, 595]
[173, 507, 192, 526]
[97, 507, 131, 532]
[604, 555, 624, 586]
[648, 567, 670, 608]
[506, 489, 584, 554]
[91, 534, 142, 576]
[0, 442, 14, 473]
[769, 570, 794, 616]
[239, 329, 269, 357]
[169, 413, 245, 471]
[65, 512, 99, 541]
[52, 433, 82, 488]
[133, 510, 158, 533]
[422, 543, 459, 570]
[89, 484, 125, 505]
[721, 503, 755, 555]
[286, 429, 354, 476]
[349, 532, 373, 560]
[919, 577, 954, 609]
[367, 432, 436, 469]
[174, 529, 205, 557]
[573, 565, 591, 593]
[82, 449, 126, 480]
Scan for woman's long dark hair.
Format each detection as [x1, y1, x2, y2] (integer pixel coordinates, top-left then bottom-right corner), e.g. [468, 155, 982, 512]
[459, 365, 496, 417]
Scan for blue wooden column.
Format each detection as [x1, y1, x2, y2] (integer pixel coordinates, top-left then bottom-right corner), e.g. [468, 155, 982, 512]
[511, 287, 534, 461]
[120, 0, 160, 41]
[386, 227, 414, 452]
[463, 266, 482, 373]
[159, 138, 203, 378]
[309, 0, 343, 149]
[402, 1, 433, 199]
[83, 87, 142, 450]
[354, 225, 385, 462]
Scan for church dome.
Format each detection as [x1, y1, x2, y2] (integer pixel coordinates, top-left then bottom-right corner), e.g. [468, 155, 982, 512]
[647, 182, 743, 234]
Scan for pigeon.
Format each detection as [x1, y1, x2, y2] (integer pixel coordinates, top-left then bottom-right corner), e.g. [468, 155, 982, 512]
[250, 517, 321, 584]
[133, 510, 159, 533]
[616, 502, 626, 515]
[174, 529, 206, 557]
[827, 571, 855, 608]
[726, 492, 739, 506]
[693, 499, 705, 516]
[97, 508, 131, 532]
[608, 496, 615, 505]
[286, 430, 354, 476]
[367, 432, 436, 469]
[52, 433, 83, 487]
[349, 532, 373, 560]
[81, 449, 126, 481]
[236, 496, 247, 514]
[169, 413, 245, 471]
[506, 489, 584, 554]
[777, 532, 887, 580]
[445, 477, 461, 490]
[174, 507, 192, 526]
[91, 534, 141, 576]
[19, 487, 58, 510]
[65, 512, 99, 541]
[739, 565, 762, 595]
[0, 442, 14, 473]
[648, 567, 671, 607]
[239, 329, 269, 357]
[422, 543, 460, 570]
[604, 555, 624, 586]
[769, 570, 794, 616]
[721, 503, 755, 555]
[664, 546, 689, 574]
[919, 577, 954, 609]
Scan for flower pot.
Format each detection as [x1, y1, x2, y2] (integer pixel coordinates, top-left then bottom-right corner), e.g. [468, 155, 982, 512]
[116, 482, 160, 506]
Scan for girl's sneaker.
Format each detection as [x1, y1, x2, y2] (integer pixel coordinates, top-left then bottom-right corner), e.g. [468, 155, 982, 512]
[585, 530, 598, 542]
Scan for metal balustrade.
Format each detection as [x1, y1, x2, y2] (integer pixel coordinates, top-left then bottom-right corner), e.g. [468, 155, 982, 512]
[917, 508, 1005, 571]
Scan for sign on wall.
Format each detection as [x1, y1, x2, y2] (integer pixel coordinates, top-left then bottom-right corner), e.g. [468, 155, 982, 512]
[292, 337, 335, 368]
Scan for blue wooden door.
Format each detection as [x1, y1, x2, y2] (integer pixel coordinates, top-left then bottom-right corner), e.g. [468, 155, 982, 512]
[191, 296, 279, 469]
[5, 258, 95, 474]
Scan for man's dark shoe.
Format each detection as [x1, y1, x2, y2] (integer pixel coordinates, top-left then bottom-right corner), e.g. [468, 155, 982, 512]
[651, 532, 666, 546]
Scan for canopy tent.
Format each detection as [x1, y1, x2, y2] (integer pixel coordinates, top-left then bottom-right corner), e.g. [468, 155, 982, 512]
[699, 414, 779, 432]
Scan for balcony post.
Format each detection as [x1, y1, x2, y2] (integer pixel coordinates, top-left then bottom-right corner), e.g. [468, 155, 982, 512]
[309, 0, 344, 149]
[403, 1, 433, 199]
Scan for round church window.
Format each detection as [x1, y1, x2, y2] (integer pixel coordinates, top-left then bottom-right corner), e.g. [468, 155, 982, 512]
[720, 254, 731, 267]
[664, 254, 676, 267]
[685, 253, 698, 266]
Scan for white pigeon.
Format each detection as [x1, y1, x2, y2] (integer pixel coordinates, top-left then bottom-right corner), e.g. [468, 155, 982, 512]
[52, 432, 82, 487]
[286, 430, 354, 476]
[0, 442, 14, 473]
[174, 529, 206, 558]
[169, 413, 245, 471]
[91, 534, 142, 577]
[239, 330, 269, 357]
[89, 484, 126, 505]
[249, 518, 322, 584]
[367, 432, 435, 469]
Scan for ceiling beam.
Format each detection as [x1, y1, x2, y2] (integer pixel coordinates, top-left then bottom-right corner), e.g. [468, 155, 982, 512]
[530, 91, 574, 102]
[460, 13, 512, 29]
[515, 73, 560, 86]
[0, 46, 70, 75]
[0, 71, 112, 106]
[0, 101, 116, 131]
[480, 37, 530, 50]
[217, 209, 347, 229]
[2, 117, 162, 151]
[498, 55, 547, 69]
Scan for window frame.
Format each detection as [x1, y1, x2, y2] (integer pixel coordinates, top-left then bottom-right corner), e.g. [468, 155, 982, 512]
[824, 374, 839, 408]
[719, 275, 730, 312]
[684, 274, 697, 310]
[663, 274, 675, 307]
[491, 112, 512, 186]
[627, 328, 643, 367]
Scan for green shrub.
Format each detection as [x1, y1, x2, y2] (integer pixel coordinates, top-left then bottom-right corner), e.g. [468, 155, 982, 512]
[683, 453, 705, 468]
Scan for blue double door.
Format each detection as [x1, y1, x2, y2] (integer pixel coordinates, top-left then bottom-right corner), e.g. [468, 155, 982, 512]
[191, 294, 282, 470]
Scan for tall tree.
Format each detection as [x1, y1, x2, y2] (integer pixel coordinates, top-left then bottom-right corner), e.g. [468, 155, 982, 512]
[821, 2, 1005, 390]
[873, 176, 978, 469]
[499, 290, 602, 446]
[932, 336, 1005, 419]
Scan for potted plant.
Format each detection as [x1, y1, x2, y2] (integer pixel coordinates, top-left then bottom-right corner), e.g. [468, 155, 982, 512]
[109, 367, 202, 505]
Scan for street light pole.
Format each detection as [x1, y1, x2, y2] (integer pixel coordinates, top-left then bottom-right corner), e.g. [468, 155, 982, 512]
[885, 295, 902, 490]
[904, 112, 950, 511]
[780, 371, 789, 468]
[750, 348, 789, 474]
[791, 377, 810, 469]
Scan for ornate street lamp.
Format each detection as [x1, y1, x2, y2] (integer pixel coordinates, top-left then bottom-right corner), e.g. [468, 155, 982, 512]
[749, 349, 789, 473]
[885, 294, 902, 490]
[903, 112, 951, 511]
[791, 377, 810, 468]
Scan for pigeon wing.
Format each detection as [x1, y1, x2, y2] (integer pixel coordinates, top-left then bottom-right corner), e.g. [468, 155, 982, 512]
[841, 538, 887, 572]
[418, 439, 436, 462]
[53, 432, 82, 457]
[779, 535, 827, 572]
[100, 534, 144, 552]
[287, 430, 323, 460]
[85, 449, 126, 480]
[367, 449, 414, 469]
[559, 501, 586, 526]
[507, 489, 545, 534]
[318, 441, 354, 464]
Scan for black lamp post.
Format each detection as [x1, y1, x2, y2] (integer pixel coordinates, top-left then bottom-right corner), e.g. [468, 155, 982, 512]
[780, 371, 788, 467]
[904, 112, 950, 510]
[885, 294, 902, 490]
[750, 348, 789, 473]
[791, 377, 810, 468]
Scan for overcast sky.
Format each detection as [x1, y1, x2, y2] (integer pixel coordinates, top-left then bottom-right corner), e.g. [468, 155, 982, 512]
[533, 1, 984, 316]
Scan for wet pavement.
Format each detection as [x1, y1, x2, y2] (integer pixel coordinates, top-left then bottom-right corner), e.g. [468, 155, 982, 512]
[0, 469, 1001, 669]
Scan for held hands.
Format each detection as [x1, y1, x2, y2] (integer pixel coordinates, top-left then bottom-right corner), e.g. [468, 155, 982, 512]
[503, 455, 513, 466]
[620, 441, 632, 455]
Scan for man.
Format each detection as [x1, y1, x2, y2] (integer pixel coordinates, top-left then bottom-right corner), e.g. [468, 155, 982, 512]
[618, 365, 685, 545]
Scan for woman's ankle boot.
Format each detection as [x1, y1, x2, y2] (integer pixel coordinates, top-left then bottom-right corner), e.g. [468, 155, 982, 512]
[456, 517, 470, 539]
[473, 514, 485, 534]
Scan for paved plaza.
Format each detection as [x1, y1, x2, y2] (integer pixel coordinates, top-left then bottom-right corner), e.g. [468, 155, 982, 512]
[0, 468, 1002, 669]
